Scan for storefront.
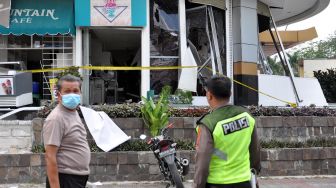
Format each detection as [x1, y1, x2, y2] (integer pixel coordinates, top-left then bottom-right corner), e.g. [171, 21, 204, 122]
[75, 0, 147, 105]
[74, 0, 230, 105]
[1, 0, 226, 106]
[0, 0, 75, 106]
[0, 0, 325, 107]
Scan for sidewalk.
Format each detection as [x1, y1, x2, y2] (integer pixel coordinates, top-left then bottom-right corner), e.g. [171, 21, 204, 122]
[1, 176, 336, 188]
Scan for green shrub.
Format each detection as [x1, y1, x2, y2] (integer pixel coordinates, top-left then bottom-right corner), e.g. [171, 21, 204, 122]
[57, 66, 82, 80]
[37, 101, 58, 118]
[314, 69, 336, 103]
[32, 139, 195, 153]
[31, 144, 45, 153]
[141, 86, 171, 136]
[32, 138, 336, 153]
[92, 103, 141, 118]
[249, 106, 336, 116]
[170, 89, 193, 104]
[260, 138, 336, 148]
[38, 104, 336, 118]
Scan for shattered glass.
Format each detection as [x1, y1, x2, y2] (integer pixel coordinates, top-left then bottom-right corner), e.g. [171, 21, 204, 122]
[150, 0, 179, 56]
[150, 58, 178, 94]
[186, 5, 227, 95]
[150, 0, 179, 93]
[213, 8, 226, 75]
[186, 7, 212, 78]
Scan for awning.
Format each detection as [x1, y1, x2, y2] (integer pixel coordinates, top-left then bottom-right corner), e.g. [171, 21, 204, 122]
[259, 27, 318, 56]
[188, 0, 226, 10]
[0, 0, 75, 35]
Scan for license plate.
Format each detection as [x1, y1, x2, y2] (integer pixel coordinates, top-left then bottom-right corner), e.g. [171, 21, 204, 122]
[159, 148, 176, 158]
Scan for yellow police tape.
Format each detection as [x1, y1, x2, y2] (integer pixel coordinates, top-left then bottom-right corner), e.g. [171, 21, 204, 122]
[233, 79, 297, 108]
[204, 67, 297, 108]
[21, 66, 200, 73]
[21, 65, 297, 107]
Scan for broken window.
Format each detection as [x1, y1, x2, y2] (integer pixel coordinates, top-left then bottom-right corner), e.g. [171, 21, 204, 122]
[150, 0, 179, 93]
[186, 5, 226, 95]
[187, 6, 226, 76]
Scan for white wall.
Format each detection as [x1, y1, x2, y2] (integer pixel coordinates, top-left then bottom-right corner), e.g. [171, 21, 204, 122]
[259, 74, 328, 107]
[304, 59, 336, 77]
[0, 121, 32, 154]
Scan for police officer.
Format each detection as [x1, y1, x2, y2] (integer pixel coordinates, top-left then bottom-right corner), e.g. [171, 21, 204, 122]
[193, 75, 261, 188]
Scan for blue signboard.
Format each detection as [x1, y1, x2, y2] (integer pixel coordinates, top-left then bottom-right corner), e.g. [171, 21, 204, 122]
[75, 0, 147, 27]
[0, 0, 75, 35]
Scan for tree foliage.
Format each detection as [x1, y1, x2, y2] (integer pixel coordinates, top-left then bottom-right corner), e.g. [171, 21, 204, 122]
[267, 56, 285, 76]
[313, 69, 336, 103]
[268, 33, 336, 77]
[286, 52, 300, 76]
[296, 33, 336, 59]
[266, 53, 299, 77]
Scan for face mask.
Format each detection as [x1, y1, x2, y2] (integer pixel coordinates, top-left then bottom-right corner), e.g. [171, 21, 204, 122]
[61, 93, 81, 110]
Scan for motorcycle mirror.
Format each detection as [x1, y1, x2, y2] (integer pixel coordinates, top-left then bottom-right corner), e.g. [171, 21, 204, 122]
[140, 134, 147, 140]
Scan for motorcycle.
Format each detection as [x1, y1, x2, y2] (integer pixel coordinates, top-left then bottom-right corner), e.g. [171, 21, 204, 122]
[140, 123, 189, 188]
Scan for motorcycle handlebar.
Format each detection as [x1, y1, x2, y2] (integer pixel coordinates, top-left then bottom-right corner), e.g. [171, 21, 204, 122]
[161, 123, 173, 138]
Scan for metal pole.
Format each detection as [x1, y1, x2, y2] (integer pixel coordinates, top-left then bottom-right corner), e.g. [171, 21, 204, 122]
[268, 8, 302, 105]
[268, 28, 287, 74]
[208, 6, 224, 75]
[258, 43, 273, 75]
[197, 57, 211, 73]
[205, 8, 217, 75]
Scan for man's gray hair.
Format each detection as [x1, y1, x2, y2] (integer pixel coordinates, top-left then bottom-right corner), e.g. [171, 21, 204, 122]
[56, 74, 82, 91]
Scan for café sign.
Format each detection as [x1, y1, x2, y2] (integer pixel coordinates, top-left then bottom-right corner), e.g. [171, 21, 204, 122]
[10, 9, 59, 24]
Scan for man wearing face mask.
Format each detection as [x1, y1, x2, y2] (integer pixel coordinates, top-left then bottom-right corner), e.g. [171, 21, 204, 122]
[43, 75, 90, 188]
[193, 75, 261, 188]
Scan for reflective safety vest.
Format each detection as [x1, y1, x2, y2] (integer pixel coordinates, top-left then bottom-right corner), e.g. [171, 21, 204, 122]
[196, 105, 255, 184]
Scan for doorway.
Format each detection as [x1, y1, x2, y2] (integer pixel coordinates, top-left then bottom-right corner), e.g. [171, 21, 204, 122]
[89, 28, 141, 104]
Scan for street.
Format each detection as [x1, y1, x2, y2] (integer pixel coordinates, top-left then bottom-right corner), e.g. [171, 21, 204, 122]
[1, 177, 336, 188]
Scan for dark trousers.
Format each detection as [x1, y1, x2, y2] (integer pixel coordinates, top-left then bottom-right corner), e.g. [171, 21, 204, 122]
[46, 173, 88, 188]
[206, 181, 252, 188]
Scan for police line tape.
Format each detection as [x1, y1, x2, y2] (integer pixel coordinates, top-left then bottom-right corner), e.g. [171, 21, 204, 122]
[20, 66, 200, 73]
[21, 65, 297, 107]
[203, 67, 298, 108]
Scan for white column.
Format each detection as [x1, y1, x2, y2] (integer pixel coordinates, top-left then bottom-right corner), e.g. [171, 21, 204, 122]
[141, 0, 150, 98]
[179, 0, 187, 67]
[75, 27, 83, 69]
[82, 28, 90, 105]
[226, 0, 234, 104]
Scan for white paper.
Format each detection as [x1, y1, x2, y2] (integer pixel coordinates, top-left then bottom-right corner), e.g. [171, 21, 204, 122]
[80, 106, 131, 152]
[178, 47, 198, 92]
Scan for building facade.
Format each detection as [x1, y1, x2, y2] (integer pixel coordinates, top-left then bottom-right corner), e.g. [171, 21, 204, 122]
[299, 59, 336, 78]
[0, 0, 330, 107]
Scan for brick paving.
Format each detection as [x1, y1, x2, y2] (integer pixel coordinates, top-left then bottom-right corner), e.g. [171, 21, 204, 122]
[1, 177, 336, 188]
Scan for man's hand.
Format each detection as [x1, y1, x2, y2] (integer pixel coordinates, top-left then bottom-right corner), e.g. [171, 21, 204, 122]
[45, 145, 60, 188]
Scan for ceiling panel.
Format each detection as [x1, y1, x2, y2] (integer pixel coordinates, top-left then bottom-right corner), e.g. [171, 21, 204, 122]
[259, 0, 329, 25]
